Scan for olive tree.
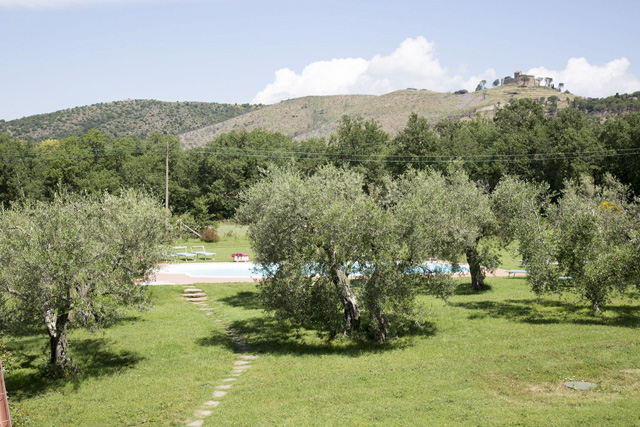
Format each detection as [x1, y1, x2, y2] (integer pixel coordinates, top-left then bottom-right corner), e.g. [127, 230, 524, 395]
[395, 166, 499, 291]
[493, 175, 640, 313]
[0, 190, 172, 370]
[237, 166, 417, 342]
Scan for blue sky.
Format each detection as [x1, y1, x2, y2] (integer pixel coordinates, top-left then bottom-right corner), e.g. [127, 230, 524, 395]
[1, 0, 639, 120]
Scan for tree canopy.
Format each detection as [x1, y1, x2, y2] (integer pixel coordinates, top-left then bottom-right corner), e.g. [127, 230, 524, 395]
[0, 190, 172, 370]
[238, 166, 424, 342]
[493, 175, 640, 313]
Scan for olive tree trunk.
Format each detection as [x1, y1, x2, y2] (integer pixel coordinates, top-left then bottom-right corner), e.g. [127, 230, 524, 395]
[44, 309, 72, 369]
[465, 242, 485, 291]
[332, 264, 360, 332]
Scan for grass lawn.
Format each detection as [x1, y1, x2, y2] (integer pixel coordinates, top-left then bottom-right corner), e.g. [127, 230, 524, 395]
[5, 275, 640, 426]
[4, 286, 238, 426]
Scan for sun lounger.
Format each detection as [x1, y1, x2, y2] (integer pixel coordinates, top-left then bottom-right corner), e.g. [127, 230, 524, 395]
[191, 245, 215, 261]
[507, 269, 528, 278]
[172, 246, 196, 262]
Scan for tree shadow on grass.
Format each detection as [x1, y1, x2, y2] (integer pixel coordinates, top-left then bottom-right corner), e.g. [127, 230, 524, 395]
[5, 337, 143, 400]
[196, 330, 236, 353]
[197, 315, 436, 357]
[453, 282, 493, 296]
[452, 298, 640, 328]
[218, 291, 261, 311]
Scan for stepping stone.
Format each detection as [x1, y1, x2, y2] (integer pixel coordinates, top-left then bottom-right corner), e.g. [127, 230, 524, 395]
[234, 360, 251, 366]
[199, 308, 213, 311]
[187, 420, 204, 427]
[212, 390, 227, 398]
[215, 319, 222, 322]
[222, 378, 236, 382]
[216, 384, 233, 389]
[239, 355, 259, 360]
[195, 410, 213, 417]
[231, 373, 242, 377]
[183, 288, 203, 293]
[234, 365, 251, 371]
[187, 297, 207, 303]
[564, 381, 597, 390]
[206, 313, 212, 316]
[204, 401, 220, 407]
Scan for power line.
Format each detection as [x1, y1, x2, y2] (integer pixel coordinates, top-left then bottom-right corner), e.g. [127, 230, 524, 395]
[1, 145, 640, 165]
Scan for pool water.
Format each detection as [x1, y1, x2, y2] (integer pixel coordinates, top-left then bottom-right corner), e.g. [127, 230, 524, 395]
[158, 261, 468, 278]
[159, 262, 261, 278]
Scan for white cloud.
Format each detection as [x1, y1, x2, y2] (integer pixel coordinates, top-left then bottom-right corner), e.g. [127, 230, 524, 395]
[252, 36, 496, 104]
[0, 0, 153, 8]
[254, 38, 640, 104]
[528, 57, 640, 97]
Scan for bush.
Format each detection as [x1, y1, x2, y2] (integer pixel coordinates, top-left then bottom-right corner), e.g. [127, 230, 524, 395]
[200, 228, 220, 243]
[0, 339, 12, 373]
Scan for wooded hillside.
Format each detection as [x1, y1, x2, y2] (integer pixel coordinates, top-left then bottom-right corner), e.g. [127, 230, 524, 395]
[0, 99, 258, 141]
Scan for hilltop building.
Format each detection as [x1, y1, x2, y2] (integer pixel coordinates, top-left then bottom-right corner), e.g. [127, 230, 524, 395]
[501, 71, 539, 87]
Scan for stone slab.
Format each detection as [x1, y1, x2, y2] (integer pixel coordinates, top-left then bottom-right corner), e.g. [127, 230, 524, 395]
[204, 401, 220, 407]
[212, 390, 227, 398]
[564, 381, 597, 390]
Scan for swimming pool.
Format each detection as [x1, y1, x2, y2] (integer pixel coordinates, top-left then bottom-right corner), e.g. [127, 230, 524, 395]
[157, 261, 468, 279]
[159, 262, 262, 278]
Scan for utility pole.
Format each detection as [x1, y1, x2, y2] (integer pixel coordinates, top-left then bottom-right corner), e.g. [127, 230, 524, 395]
[0, 359, 11, 427]
[165, 138, 169, 210]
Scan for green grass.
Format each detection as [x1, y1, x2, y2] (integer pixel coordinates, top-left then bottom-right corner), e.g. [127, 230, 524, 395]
[5, 277, 640, 425]
[199, 280, 640, 426]
[5, 286, 238, 426]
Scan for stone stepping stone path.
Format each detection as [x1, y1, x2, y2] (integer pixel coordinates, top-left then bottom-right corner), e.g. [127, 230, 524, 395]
[182, 286, 259, 426]
[182, 287, 207, 303]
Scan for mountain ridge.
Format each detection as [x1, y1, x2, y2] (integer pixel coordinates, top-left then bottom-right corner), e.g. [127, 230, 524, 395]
[178, 86, 576, 147]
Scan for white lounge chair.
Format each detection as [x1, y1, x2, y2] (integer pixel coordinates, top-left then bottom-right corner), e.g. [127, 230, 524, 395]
[507, 269, 528, 278]
[173, 246, 196, 262]
[163, 251, 177, 262]
[191, 245, 215, 261]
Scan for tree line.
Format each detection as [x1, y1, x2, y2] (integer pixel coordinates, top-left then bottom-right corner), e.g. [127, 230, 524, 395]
[1, 98, 640, 226]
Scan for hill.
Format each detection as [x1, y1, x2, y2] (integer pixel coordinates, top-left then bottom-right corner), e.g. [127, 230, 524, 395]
[178, 85, 576, 147]
[0, 99, 259, 141]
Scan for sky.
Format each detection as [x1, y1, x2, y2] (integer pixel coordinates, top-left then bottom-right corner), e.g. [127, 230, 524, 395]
[1, 0, 639, 121]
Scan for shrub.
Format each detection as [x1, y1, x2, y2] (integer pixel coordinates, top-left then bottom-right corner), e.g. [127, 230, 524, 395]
[200, 228, 220, 243]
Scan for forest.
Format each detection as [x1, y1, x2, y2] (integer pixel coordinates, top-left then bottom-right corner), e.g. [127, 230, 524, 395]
[1, 98, 639, 230]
